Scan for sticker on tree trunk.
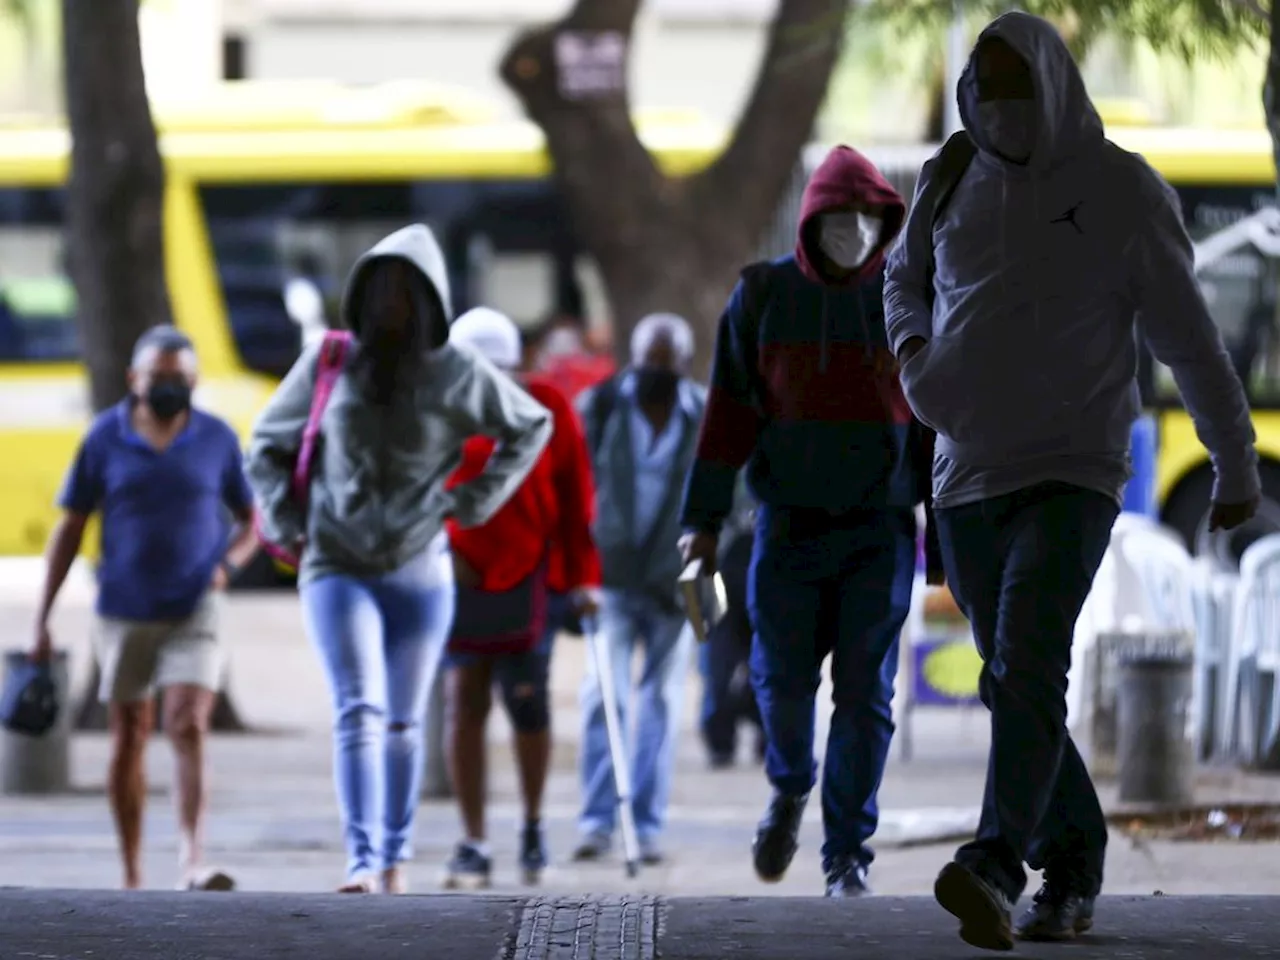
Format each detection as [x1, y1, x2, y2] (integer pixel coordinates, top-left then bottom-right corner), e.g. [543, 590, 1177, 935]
[555, 31, 626, 100]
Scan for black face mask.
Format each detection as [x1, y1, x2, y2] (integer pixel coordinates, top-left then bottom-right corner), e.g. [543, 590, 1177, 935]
[634, 367, 679, 406]
[146, 380, 192, 421]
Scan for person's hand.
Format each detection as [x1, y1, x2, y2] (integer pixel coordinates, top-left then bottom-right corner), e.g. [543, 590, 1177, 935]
[570, 586, 602, 618]
[1209, 495, 1261, 532]
[679, 531, 719, 574]
[897, 336, 927, 365]
[30, 622, 53, 663]
[210, 564, 230, 591]
[452, 553, 482, 588]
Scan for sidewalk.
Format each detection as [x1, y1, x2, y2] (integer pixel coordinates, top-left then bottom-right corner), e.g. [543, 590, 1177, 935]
[3, 572, 1280, 896]
[2, 890, 1278, 959]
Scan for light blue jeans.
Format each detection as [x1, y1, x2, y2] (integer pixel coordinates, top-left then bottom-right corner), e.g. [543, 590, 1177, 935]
[579, 588, 693, 843]
[300, 541, 455, 881]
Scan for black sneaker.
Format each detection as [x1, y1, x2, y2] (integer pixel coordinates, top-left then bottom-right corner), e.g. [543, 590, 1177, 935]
[519, 822, 548, 885]
[824, 858, 871, 898]
[752, 792, 808, 883]
[933, 860, 1015, 952]
[709, 750, 735, 770]
[443, 841, 492, 891]
[1014, 881, 1096, 941]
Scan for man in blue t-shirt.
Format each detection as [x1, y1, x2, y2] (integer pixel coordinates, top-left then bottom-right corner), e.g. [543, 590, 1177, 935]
[30, 325, 259, 892]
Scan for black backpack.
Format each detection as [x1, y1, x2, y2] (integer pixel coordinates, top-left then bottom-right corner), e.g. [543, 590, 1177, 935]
[925, 130, 978, 289]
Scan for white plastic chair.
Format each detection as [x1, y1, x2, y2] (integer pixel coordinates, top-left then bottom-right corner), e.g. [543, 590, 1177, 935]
[1189, 557, 1241, 759]
[1223, 535, 1280, 767]
[1068, 518, 1194, 732]
[1116, 525, 1198, 634]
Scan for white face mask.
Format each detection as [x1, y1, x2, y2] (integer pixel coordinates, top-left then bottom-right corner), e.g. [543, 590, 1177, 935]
[977, 99, 1038, 162]
[817, 211, 882, 270]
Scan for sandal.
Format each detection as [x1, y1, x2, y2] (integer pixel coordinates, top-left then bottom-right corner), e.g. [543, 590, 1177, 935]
[338, 875, 375, 894]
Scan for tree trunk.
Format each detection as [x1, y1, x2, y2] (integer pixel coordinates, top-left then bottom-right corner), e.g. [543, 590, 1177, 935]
[62, 0, 246, 733]
[501, 0, 849, 378]
[62, 0, 169, 410]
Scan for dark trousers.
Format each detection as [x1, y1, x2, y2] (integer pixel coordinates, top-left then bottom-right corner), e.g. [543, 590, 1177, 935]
[699, 530, 762, 759]
[935, 481, 1118, 900]
[748, 504, 914, 869]
[699, 617, 762, 758]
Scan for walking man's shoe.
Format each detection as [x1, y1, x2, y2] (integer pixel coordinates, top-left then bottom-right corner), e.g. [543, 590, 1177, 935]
[1014, 882, 1095, 941]
[179, 868, 235, 892]
[934, 861, 1015, 951]
[752, 792, 808, 883]
[824, 858, 870, 898]
[639, 838, 665, 866]
[571, 831, 612, 862]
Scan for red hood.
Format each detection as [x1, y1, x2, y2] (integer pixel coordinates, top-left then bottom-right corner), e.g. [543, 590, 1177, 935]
[795, 145, 906, 285]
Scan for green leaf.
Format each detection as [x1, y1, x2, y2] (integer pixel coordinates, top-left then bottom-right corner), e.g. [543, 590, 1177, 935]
[861, 0, 1269, 62]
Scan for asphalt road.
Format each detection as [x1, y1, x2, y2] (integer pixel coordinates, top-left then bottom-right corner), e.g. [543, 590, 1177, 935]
[2, 891, 1279, 959]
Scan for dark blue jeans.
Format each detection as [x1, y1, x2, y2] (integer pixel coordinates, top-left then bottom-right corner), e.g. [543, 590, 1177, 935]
[748, 504, 914, 870]
[935, 481, 1118, 901]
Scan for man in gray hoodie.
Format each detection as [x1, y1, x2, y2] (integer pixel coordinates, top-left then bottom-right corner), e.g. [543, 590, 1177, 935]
[884, 12, 1259, 950]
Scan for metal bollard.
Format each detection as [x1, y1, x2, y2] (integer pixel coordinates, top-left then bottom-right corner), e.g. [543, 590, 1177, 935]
[1088, 629, 1194, 779]
[1117, 653, 1195, 806]
[421, 669, 452, 799]
[1, 650, 72, 795]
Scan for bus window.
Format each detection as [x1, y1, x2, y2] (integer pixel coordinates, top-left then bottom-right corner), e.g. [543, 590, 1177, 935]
[0, 187, 79, 363]
[197, 182, 420, 378]
[1170, 184, 1280, 409]
[199, 178, 587, 376]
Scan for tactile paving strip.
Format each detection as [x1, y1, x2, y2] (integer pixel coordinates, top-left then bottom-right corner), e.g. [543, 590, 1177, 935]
[504, 895, 660, 960]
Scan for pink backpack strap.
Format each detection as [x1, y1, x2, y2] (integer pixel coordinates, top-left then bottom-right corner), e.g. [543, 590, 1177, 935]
[289, 330, 353, 505]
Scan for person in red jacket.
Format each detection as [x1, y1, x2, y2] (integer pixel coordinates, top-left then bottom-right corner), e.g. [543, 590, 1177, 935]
[441, 307, 601, 890]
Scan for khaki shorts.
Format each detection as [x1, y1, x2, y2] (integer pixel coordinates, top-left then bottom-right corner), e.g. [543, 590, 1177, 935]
[94, 594, 224, 704]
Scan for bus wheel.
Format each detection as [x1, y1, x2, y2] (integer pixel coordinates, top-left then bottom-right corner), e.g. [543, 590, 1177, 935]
[1168, 462, 1280, 571]
[1163, 466, 1214, 553]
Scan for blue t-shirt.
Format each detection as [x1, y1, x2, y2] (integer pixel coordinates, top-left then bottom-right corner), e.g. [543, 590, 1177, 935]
[59, 401, 254, 622]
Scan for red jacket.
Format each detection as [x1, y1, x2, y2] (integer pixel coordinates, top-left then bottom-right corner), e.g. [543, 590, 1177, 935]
[540, 352, 617, 403]
[446, 375, 601, 594]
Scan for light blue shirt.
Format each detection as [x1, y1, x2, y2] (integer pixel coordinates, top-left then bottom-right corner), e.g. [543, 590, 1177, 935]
[621, 372, 700, 545]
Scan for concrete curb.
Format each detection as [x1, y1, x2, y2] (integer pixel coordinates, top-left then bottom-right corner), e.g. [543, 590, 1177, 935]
[2, 891, 1279, 959]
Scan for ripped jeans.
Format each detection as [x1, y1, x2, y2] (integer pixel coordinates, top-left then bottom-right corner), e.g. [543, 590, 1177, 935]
[301, 539, 455, 880]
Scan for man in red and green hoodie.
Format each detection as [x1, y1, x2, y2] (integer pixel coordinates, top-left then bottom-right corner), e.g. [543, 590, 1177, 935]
[680, 146, 927, 897]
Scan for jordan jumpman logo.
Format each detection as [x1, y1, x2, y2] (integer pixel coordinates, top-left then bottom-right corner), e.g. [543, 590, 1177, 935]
[1050, 201, 1084, 234]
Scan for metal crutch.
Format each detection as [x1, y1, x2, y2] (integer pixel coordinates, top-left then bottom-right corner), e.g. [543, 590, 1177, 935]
[582, 614, 641, 878]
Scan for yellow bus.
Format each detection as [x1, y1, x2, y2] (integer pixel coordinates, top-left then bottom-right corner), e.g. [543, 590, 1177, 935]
[0, 80, 1272, 577]
[0, 81, 725, 582]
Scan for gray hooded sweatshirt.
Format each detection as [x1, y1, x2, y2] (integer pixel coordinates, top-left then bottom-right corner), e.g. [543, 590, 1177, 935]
[246, 224, 553, 583]
[883, 12, 1258, 509]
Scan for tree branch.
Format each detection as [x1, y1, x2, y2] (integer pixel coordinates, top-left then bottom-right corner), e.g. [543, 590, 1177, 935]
[500, 0, 668, 273]
[691, 0, 850, 238]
